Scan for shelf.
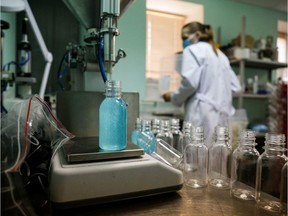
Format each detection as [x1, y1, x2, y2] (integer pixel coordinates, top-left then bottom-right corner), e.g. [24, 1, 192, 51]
[233, 93, 269, 99]
[230, 59, 288, 70]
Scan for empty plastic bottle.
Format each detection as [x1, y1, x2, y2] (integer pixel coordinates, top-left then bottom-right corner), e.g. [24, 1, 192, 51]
[170, 118, 183, 151]
[179, 121, 193, 153]
[230, 130, 259, 200]
[156, 120, 173, 146]
[184, 126, 208, 188]
[99, 80, 127, 151]
[208, 126, 232, 190]
[256, 133, 288, 215]
[151, 118, 161, 137]
[136, 119, 155, 153]
[136, 132, 183, 168]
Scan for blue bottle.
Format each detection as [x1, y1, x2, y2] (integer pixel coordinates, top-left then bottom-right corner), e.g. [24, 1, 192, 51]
[99, 80, 127, 151]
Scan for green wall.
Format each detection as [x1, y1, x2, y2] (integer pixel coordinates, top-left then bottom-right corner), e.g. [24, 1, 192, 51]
[1, 13, 17, 68]
[112, 0, 146, 96]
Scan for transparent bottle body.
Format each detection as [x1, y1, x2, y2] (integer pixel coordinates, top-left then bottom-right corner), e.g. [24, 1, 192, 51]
[137, 131, 156, 154]
[131, 118, 141, 145]
[152, 138, 183, 168]
[208, 142, 231, 189]
[156, 120, 173, 146]
[170, 119, 183, 151]
[184, 143, 208, 188]
[156, 131, 173, 146]
[256, 150, 287, 214]
[230, 146, 259, 200]
[151, 118, 161, 137]
[99, 97, 127, 151]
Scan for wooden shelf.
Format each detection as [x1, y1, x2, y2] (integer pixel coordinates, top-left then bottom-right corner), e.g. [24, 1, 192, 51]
[230, 59, 288, 70]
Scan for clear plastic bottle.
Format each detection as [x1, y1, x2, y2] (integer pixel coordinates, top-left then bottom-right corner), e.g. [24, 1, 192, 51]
[131, 118, 142, 145]
[99, 80, 127, 151]
[151, 118, 161, 137]
[179, 121, 193, 153]
[256, 133, 288, 214]
[230, 130, 260, 200]
[156, 120, 173, 146]
[170, 118, 183, 151]
[208, 126, 232, 190]
[184, 126, 208, 188]
[137, 119, 155, 153]
[136, 131, 183, 168]
[280, 162, 287, 216]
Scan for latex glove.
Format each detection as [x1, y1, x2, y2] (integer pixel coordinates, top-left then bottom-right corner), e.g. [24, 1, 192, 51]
[162, 92, 172, 102]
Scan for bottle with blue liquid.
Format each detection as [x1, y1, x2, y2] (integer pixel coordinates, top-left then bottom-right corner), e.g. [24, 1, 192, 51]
[99, 80, 127, 151]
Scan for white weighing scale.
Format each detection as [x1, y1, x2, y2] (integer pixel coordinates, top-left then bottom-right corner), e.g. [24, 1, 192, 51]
[49, 137, 183, 209]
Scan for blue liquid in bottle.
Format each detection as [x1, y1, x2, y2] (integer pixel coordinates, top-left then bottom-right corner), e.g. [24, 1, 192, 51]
[99, 80, 127, 151]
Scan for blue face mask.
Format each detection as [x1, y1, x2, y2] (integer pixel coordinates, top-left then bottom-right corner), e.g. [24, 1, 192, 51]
[182, 38, 190, 49]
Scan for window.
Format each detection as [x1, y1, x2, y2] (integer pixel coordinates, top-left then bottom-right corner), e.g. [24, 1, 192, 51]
[145, 0, 204, 101]
[277, 21, 288, 82]
[146, 10, 184, 100]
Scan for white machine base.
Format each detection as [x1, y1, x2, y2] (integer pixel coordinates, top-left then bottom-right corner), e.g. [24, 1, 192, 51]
[49, 150, 183, 209]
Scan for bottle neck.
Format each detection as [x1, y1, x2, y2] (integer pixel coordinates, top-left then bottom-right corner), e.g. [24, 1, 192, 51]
[105, 80, 121, 97]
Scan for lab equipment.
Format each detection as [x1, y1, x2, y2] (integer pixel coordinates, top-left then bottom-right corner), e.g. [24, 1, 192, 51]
[50, 0, 184, 208]
[16, 17, 37, 99]
[50, 138, 183, 208]
[208, 126, 232, 190]
[256, 133, 287, 214]
[1, 0, 52, 99]
[170, 118, 182, 150]
[230, 130, 259, 200]
[156, 120, 173, 146]
[184, 126, 208, 188]
[99, 80, 127, 151]
[131, 117, 141, 145]
[280, 162, 287, 215]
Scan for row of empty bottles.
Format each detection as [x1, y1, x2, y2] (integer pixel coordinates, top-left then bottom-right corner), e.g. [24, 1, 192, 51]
[131, 118, 287, 216]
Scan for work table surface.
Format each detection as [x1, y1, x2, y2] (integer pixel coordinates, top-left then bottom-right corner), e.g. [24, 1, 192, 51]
[53, 185, 270, 216]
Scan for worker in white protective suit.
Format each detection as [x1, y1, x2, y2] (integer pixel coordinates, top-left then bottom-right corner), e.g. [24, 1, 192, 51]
[162, 22, 241, 147]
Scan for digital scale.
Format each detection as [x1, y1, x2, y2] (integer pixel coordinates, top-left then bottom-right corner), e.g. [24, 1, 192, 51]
[49, 137, 184, 209]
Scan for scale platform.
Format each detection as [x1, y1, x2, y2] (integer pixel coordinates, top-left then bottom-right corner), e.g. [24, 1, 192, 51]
[49, 137, 183, 209]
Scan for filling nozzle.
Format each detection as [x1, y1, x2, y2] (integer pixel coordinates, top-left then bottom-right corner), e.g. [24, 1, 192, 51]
[101, 0, 120, 75]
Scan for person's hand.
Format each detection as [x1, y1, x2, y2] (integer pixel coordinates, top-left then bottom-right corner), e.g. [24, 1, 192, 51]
[162, 92, 172, 102]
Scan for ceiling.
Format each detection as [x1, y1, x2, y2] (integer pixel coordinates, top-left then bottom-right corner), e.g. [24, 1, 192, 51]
[234, 0, 287, 13]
